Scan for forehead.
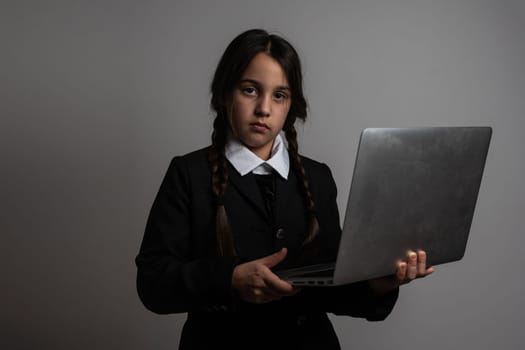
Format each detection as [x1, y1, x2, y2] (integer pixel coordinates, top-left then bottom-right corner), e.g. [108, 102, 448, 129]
[240, 52, 289, 87]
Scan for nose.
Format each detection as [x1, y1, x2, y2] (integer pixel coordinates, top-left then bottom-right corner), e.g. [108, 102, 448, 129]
[254, 94, 271, 117]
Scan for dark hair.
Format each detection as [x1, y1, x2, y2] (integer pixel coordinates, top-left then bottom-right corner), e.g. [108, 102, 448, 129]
[209, 29, 319, 256]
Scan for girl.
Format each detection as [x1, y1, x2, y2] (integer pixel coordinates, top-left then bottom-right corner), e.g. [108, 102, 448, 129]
[136, 29, 433, 350]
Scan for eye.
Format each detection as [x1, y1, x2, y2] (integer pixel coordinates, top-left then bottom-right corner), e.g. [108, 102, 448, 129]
[241, 86, 257, 96]
[273, 91, 289, 101]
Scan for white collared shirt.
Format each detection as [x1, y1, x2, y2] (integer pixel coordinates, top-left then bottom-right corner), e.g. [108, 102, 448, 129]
[225, 132, 289, 179]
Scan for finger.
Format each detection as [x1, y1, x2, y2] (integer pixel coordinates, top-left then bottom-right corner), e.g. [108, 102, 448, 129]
[396, 261, 407, 282]
[263, 282, 302, 299]
[260, 286, 283, 300]
[263, 271, 296, 296]
[417, 250, 427, 276]
[290, 286, 302, 295]
[250, 287, 278, 304]
[249, 280, 290, 303]
[280, 282, 303, 295]
[258, 248, 288, 268]
[247, 282, 282, 302]
[406, 251, 417, 280]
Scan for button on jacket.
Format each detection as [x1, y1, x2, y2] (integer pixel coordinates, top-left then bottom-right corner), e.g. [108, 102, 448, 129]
[136, 146, 399, 350]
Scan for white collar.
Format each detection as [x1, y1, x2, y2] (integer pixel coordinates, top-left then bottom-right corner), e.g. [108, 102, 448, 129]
[225, 132, 289, 179]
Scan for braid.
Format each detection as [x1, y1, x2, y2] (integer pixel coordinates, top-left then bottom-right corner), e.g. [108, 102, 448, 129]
[209, 115, 236, 256]
[284, 125, 320, 247]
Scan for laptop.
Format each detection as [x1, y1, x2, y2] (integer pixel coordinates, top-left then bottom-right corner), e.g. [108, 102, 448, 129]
[275, 127, 492, 286]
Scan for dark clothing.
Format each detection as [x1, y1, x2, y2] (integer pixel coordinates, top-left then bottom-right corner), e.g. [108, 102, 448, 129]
[254, 173, 276, 223]
[136, 146, 398, 349]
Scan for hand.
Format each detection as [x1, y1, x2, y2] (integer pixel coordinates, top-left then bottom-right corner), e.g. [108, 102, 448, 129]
[231, 248, 301, 304]
[368, 250, 435, 295]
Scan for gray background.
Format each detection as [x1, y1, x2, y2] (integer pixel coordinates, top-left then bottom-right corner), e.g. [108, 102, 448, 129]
[2, 0, 524, 349]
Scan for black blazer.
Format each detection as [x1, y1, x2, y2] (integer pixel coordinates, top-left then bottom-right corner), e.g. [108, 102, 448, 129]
[136, 147, 398, 350]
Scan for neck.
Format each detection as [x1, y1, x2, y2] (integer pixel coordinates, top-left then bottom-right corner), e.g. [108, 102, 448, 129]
[252, 142, 274, 161]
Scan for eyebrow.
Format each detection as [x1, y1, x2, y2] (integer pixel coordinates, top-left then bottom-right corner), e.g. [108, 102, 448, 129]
[238, 79, 290, 91]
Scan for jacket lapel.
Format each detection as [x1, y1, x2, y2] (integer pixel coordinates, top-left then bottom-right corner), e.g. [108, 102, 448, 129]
[274, 167, 299, 226]
[227, 164, 269, 221]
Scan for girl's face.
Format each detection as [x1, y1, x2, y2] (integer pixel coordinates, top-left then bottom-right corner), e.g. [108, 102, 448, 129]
[227, 52, 291, 160]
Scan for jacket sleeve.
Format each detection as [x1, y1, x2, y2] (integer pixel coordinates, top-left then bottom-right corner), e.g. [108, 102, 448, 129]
[135, 156, 239, 314]
[300, 163, 399, 321]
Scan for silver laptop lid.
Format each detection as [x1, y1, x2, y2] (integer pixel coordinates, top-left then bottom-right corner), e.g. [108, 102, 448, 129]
[334, 127, 492, 285]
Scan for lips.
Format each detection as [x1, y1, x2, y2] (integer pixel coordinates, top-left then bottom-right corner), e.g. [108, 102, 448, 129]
[250, 122, 270, 130]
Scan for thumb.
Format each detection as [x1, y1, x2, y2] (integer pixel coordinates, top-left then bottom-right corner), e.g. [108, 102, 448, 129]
[259, 248, 288, 268]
